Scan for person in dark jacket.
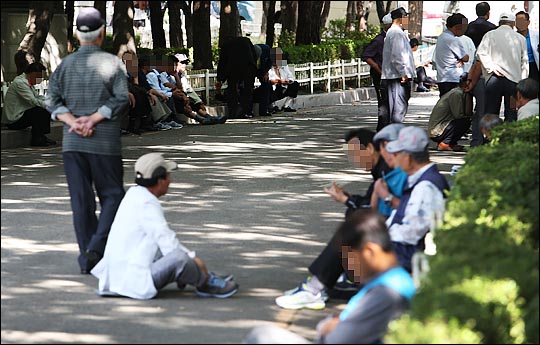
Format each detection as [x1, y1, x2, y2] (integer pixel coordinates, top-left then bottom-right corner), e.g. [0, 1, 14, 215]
[216, 37, 257, 118]
[464, 2, 497, 48]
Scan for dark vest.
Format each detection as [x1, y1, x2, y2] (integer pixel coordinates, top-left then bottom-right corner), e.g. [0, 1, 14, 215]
[391, 164, 449, 272]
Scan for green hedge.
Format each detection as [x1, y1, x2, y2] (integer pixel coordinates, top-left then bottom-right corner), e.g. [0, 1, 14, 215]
[385, 117, 539, 344]
[282, 37, 376, 64]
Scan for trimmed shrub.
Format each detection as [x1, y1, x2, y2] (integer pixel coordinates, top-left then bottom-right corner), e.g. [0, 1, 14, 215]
[385, 117, 539, 344]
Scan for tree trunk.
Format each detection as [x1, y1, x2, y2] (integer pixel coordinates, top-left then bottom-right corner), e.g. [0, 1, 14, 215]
[94, 1, 107, 21]
[113, 0, 136, 58]
[356, 1, 367, 32]
[408, 1, 423, 39]
[280, 1, 298, 34]
[193, 1, 212, 69]
[168, 0, 184, 48]
[320, 1, 331, 29]
[346, 1, 356, 33]
[218, 1, 240, 47]
[181, 1, 194, 48]
[66, 1, 74, 53]
[364, 1, 374, 25]
[376, 0, 385, 23]
[265, 0, 276, 46]
[261, 1, 270, 36]
[17, 1, 59, 72]
[296, 2, 324, 45]
[149, 0, 166, 49]
[385, 1, 393, 15]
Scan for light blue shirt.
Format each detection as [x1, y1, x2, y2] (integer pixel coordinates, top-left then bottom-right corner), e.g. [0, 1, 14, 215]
[433, 30, 467, 83]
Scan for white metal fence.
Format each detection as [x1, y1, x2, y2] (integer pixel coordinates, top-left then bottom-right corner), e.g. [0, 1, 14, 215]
[1, 47, 434, 108]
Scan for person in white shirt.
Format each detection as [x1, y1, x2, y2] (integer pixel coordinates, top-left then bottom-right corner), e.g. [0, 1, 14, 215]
[516, 78, 539, 121]
[377, 126, 449, 272]
[91, 153, 239, 300]
[268, 48, 299, 113]
[381, 7, 416, 124]
[433, 13, 470, 97]
[476, 12, 529, 122]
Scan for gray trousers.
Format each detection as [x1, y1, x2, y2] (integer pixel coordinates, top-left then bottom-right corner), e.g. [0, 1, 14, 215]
[386, 78, 412, 123]
[243, 325, 312, 344]
[470, 76, 486, 147]
[151, 249, 206, 290]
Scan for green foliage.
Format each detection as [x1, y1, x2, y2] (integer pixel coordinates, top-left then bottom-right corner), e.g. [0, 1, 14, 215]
[277, 29, 296, 49]
[137, 47, 189, 58]
[322, 18, 382, 40]
[385, 117, 539, 344]
[282, 37, 375, 64]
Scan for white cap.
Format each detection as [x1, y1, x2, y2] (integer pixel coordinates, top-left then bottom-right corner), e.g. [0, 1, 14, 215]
[386, 126, 429, 153]
[382, 13, 393, 25]
[174, 53, 189, 63]
[499, 12, 516, 22]
[135, 153, 177, 179]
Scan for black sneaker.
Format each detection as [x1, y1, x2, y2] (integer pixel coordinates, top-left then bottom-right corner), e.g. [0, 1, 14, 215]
[83, 250, 102, 272]
[283, 106, 296, 112]
[196, 273, 238, 298]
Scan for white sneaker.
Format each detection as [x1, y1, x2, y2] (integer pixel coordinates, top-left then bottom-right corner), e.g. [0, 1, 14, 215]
[275, 283, 326, 310]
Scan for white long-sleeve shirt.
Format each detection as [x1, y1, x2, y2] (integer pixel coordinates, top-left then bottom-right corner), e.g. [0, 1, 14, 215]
[386, 163, 445, 245]
[91, 186, 194, 300]
[476, 25, 529, 83]
[381, 24, 416, 80]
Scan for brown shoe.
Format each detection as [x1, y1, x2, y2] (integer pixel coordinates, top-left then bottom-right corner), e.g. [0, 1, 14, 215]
[437, 142, 466, 152]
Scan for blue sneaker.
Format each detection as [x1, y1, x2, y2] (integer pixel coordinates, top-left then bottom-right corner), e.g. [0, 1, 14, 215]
[196, 273, 238, 298]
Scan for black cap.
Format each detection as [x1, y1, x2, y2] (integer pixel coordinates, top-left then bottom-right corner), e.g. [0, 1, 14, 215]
[76, 8, 105, 33]
[391, 7, 408, 19]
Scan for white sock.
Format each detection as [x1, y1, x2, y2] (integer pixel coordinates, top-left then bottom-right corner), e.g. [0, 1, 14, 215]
[305, 275, 325, 294]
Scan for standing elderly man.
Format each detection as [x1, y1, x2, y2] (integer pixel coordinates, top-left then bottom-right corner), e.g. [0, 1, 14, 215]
[362, 13, 393, 130]
[433, 13, 470, 97]
[46, 8, 129, 274]
[375, 126, 449, 272]
[381, 7, 416, 124]
[516, 11, 540, 82]
[476, 12, 528, 122]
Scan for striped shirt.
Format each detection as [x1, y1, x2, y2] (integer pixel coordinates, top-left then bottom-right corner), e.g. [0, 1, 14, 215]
[46, 45, 129, 156]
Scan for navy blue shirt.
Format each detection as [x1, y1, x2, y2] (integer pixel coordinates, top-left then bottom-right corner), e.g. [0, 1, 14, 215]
[361, 31, 386, 69]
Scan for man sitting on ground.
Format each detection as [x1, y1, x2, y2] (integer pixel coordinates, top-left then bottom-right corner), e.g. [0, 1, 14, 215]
[2, 62, 56, 147]
[91, 153, 239, 300]
[428, 73, 473, 152]
[245, 210, 416, 344]
[516, 77, 539, 120]
[173, 54, 226, 124]
[268, 48, 299, 113]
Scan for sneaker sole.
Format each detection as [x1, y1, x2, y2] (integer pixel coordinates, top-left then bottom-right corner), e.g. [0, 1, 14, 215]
[196, 287, 238, 299]
[275, 298, 326, 310]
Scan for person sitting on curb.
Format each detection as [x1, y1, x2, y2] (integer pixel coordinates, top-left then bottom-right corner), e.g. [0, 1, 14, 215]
[91, 153, 239, 300]
[516, 77, 539, 120]
[173, 54, 226, 124]
[268, 48, 299, 113]
[275, 128, 394, 310]
[381, 126, 449, 272]
[244, 210, 416, 344]
[427, 73, 473, 152]
[1, 62, 56, 147]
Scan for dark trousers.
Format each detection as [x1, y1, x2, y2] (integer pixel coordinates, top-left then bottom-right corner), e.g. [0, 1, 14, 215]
[308, 231, 345, 289]
[7, 106, 51, 142]
[256, 80, 272, 115]
[485, 75, 517, 122]
[271, 81, 300, 102]
[431, 117, 472, 146]
[63, 152, 125, 271]
[372, 70, 390, 131]
[386, 78, 411, 124]
[470, 76, 487, 147]
[437, 82, 459, 97]
[529, 62, 539, 82]
[227, 68, 256, 117]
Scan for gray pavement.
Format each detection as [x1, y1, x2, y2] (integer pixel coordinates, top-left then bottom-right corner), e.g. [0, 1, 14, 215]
[1, 91, 465, 344]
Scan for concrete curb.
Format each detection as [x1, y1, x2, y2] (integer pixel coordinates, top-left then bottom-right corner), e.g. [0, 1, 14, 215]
[1, 87, 377, 149]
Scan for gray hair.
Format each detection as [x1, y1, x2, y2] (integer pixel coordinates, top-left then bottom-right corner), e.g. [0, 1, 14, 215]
[407, 147, 430, 164]
[499, 20, 515, 26]
[480, 114, 503, 132]
[516, 78, 539, 100]
[76, 26, 104, 43]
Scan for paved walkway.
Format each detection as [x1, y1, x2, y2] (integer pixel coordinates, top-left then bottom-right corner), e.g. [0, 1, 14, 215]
[1, 91, 466, 344]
